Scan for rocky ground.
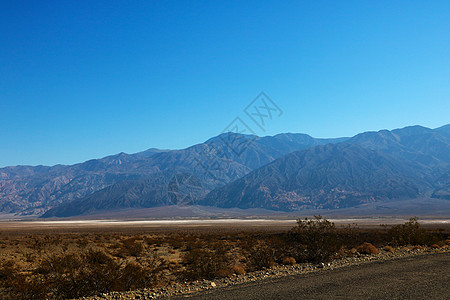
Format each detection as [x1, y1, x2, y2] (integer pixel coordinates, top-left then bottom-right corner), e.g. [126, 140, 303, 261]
[84, 245, 449, 300]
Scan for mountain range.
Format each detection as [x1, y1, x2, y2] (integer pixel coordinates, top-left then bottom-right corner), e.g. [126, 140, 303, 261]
[0, 124, 448, 218]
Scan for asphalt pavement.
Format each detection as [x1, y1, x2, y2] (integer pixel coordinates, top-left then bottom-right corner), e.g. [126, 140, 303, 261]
[172, 252, 449, 300]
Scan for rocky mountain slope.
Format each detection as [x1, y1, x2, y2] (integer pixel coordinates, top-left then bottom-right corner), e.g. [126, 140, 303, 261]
[199, 125, 450, 212]
[1, 133, 345, 216]
[1, 124, 448, 217]
[200, 143, 432, 210]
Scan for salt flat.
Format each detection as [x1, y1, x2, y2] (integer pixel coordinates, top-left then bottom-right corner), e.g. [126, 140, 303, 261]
[0, 218, 448, 233]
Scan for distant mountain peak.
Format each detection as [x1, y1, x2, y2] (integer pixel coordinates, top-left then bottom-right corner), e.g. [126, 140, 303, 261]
[2, 123, 449, 217]
[205, 131, 257, 144]
[392, 125, 433, 137]
[435, 123, 450, 136]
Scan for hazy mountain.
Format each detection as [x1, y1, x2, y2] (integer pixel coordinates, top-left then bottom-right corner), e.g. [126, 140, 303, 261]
[348, 125, 450, 168]
[2, 124, 448, 217]
[2, 132, 346, 216]
[198, 125, 449, 212]
[41, 175, 172, 217]
[435, 124, 450, 136]
[0, 151, 165, 215]
[200, 143, 432, 210]
[431, 172, 450, 200]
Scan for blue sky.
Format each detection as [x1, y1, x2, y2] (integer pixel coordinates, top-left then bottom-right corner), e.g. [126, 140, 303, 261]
[1, 0, 449, 167]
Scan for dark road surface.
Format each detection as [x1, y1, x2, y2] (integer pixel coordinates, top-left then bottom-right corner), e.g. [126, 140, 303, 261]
[173, 252, 449, 300]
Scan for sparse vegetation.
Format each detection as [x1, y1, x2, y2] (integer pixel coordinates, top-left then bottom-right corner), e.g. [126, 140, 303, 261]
[0, 218, 447, 299]
[384, 217, 445, 246]
[289, 215, 343, 263]
[246, 240, 276, 270]
[182, 247, 229, 280]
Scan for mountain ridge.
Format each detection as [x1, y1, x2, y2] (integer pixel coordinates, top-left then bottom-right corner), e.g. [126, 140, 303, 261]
[1, 124, 448, 217]
[200, 143, 432, 211]
[2, 131, 349, 215]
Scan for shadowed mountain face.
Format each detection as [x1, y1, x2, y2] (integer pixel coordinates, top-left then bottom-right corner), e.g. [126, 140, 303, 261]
[200, 143, 432, 210]
[0, 152, 159, 215]
[2, 133, 346, 216]
[1, 124, 449, 217]
[432, 173, 450, 200]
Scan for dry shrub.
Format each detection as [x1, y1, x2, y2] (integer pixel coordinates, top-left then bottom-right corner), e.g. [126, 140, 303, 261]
[215, 268, 234, 278]
[383, 245, 394, 253]
[436, 240, 446, 247]
[118, 238, 144, 257]
[0, 260, 49, 300]
[4, 249, 165, 299]
[385, 217, 444, 246]
[116, 262, 151, 291]
[411, 245, 423, 251]
[289, 215, 343, 263]
[182, 244, 230, 280]
[431, 244, 441, 249]
[165, 234, 185, 249]
[0, 261, 16, 282]
[246, 241, 276, 271]
[281, 257, 296, 265]
[168, 259, 179, 266]
[357, 242, 378, 255]
[346, 248, 358, 257]
[230, 265, 246, 275]
[335, 247, 348, 258]
[76, 237, 89, 249]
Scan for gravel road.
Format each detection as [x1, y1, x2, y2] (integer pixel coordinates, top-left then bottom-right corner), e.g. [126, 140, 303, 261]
[173, 252, 449, 300]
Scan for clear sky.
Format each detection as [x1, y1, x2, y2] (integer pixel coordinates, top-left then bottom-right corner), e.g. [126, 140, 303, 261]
[1, 1, 449, 167]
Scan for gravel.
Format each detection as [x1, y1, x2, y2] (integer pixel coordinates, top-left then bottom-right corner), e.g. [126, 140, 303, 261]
[83, 246, 449, 300]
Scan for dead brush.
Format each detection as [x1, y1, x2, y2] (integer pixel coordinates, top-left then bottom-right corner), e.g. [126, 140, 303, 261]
[181, 242, 231, 280]
[229, 265, 246, 275]
[116, 238, 145, 257]
[289, 215, 343, 263]
[1, 248, 165, 300]
[384, 217, 444, 246]
[0, 260, 50, 300]
[357, 242, 378, 255]
[245, 240, 276, 271]
[281, 257, 296, 265]
[383, 245, 394, 253]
